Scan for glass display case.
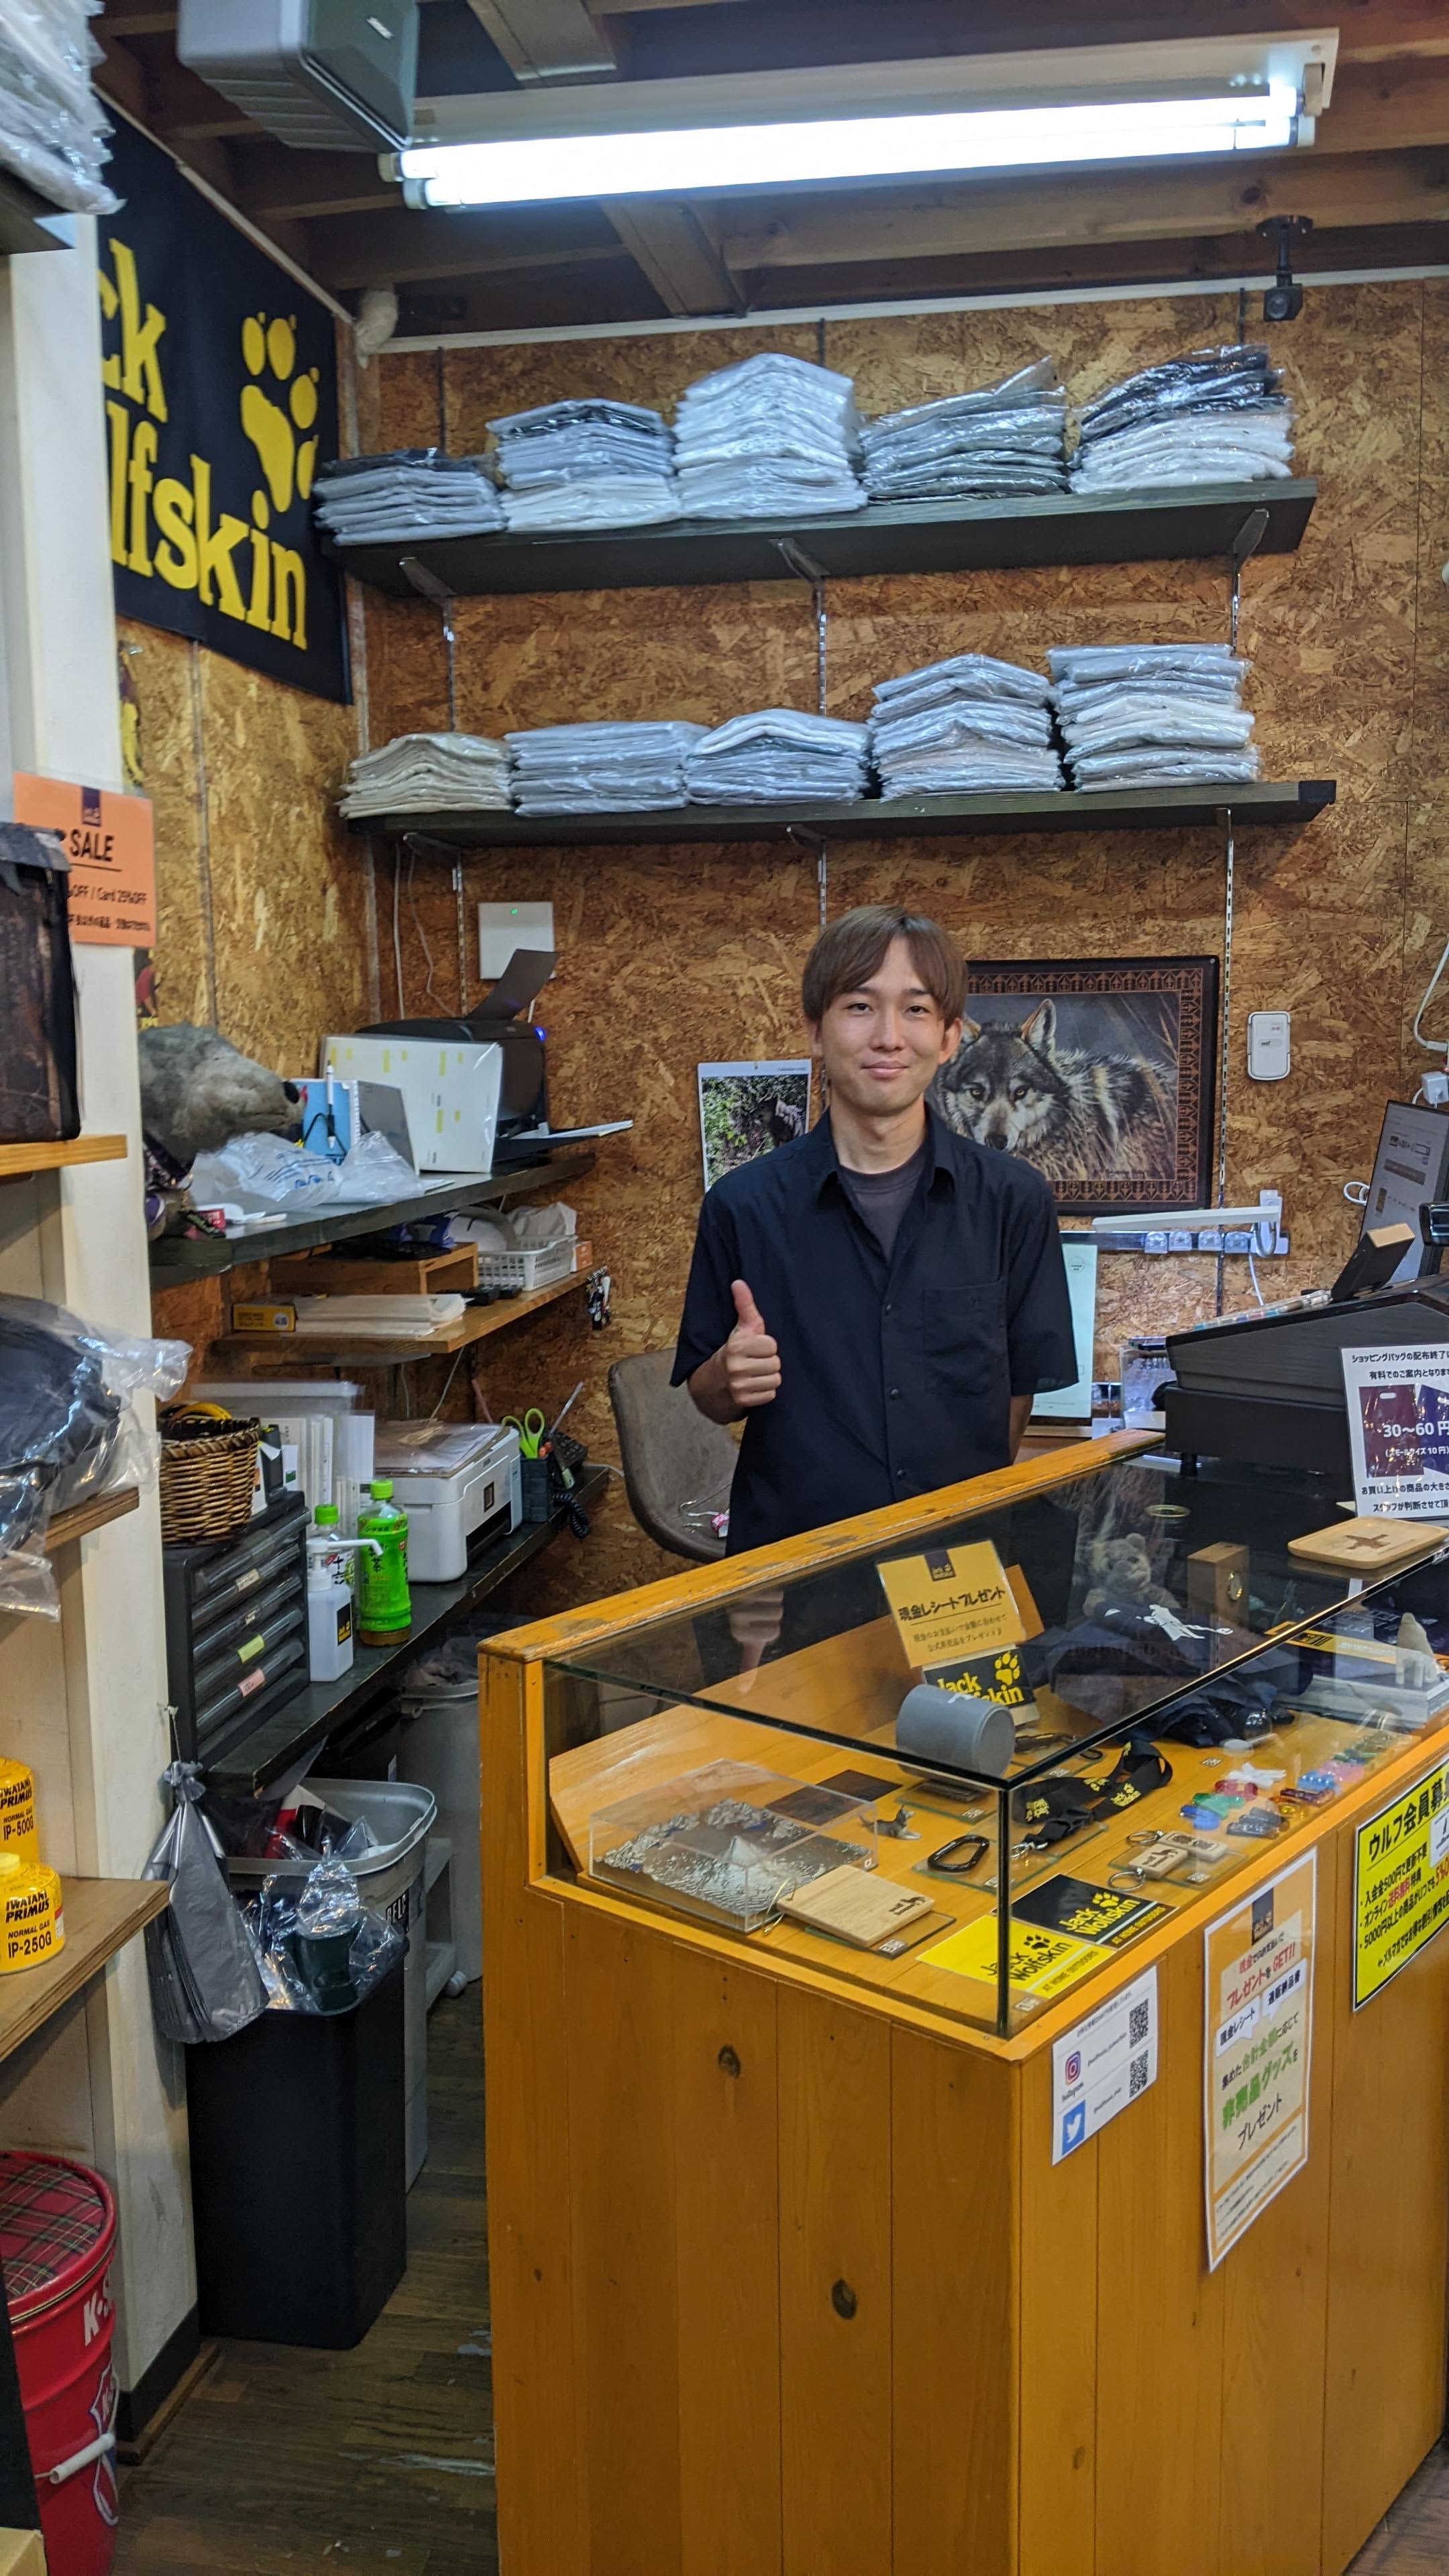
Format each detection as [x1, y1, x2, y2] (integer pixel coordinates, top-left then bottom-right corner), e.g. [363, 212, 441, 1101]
[541, 1447, 1449, 2033]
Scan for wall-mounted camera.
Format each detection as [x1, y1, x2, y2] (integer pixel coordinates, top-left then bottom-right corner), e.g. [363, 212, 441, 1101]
[1258, 215, 1313, 325]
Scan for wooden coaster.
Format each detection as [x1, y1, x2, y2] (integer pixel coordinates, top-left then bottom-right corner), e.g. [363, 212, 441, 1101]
[1287, 1515, 1448, 1572]
[777, 1865, 934, 1949]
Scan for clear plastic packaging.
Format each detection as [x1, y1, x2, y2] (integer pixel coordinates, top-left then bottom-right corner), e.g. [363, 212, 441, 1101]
[686, 708, 870, 804]
[488, 398, 679, 532]
[0, 0, 117, 214]
[863, 359, 1069, 500]
[341, 731, 511, 818]
[871, 651, 1063, 796]
[505, 720, 705, 812]
[244, 1825, 405, 2015]
[1071, 345, 1294, 492]
[675, 352, 865, 519]
[313, 452, 503, 544]
[188, 1126, 419, 1214]
[0, 1295, 189, 1618]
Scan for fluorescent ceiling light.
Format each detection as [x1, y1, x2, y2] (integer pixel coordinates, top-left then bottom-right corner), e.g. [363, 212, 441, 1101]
[401, 83, 1301, 208]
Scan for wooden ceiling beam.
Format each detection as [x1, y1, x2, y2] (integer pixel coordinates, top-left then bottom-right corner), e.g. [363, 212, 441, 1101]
[716, 147, 1449, 272]
[231, 142, 399, 223]
[1313, 56, 1449, 152]
[142, 58, 264, 140]
[464, 0, 619, 81]
[602, 198, 744, 311]
[306, 207, 627, 288]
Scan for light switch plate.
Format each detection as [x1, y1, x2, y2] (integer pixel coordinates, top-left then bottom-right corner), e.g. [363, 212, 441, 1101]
[1247, 1009, 1291, 1080]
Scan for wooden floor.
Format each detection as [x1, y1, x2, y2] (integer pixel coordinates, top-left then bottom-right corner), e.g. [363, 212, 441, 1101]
[111, 1989, 1449, 2573]
[113, 1994, 497, 2574]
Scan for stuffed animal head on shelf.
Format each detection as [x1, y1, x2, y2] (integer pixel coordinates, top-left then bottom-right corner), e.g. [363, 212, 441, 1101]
[138, 1024, 299, 1167]
[1081, 1530, 1177, 1621]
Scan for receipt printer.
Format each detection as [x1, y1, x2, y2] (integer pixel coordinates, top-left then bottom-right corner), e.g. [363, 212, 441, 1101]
[371, 1419, 522, 1581]
[360, 948, 551, 1150]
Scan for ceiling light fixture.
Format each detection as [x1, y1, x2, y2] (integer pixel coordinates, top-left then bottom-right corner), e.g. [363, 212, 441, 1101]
[400, 83, 1303, 209]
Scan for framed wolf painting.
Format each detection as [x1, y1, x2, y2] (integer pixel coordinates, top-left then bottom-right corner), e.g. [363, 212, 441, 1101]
[932, 956, 1218, 1214]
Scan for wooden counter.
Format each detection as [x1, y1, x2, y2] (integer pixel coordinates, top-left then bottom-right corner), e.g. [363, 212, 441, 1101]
[479, 1438, 1449, 2576]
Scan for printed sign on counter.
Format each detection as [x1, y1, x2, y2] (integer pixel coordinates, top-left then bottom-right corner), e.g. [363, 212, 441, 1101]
[919, 1911, 1102, 2003]
[1052, 1966, 1159, 2164]
[877, 1538, 1025, 1670]
[12, 772, 156, 949]
[1352, 1759, 1449, 2010]
[1341, 1344, 1449, 1520]
[1202, 1850, 1316, 2271]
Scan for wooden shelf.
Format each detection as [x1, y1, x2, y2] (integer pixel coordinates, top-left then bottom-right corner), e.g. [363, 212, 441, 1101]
[330, 478, 1317, 600]
[0, 168, 72, 258]
[350, 780, 1334, 851]
[0, 1876, 168, 2067]
[149, 1146, 595, 1286]
[0, 1134, 126, 1179]
[44, 1487, 140, 1550]
[212, 1249, 594, 1364]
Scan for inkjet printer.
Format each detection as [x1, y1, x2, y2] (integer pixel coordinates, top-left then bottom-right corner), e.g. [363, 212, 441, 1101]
[359, 947, 631, 1167]
[1162, 1223, 1449, 1476]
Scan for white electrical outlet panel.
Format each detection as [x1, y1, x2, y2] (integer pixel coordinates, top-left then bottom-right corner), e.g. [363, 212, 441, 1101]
[478, 900, 555, 984]
[1247, 1010, 1291, 1081]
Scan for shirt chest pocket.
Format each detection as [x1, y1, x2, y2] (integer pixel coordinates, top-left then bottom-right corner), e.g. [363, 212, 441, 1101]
[921, 1281, 1009, 1397]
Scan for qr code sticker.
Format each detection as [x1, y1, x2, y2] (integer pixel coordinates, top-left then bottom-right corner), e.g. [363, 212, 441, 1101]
[1129, 1998, 1150, 2047]
[1128, 2049, 1149, 2098]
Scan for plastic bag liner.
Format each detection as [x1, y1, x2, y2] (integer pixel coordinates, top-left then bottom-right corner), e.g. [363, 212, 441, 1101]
[242, 1827, 404, 2017]
[189, 1125, 419, 1214]
[144, 1763, 269, 2046]
[0, 1293, 189, 1617]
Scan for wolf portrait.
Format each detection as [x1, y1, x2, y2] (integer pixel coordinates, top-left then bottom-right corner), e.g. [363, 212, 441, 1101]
[930, 961, 1216, 1213]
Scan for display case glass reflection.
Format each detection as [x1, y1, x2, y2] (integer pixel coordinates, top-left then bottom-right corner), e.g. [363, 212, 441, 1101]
[542, 1453, 1449, 2033]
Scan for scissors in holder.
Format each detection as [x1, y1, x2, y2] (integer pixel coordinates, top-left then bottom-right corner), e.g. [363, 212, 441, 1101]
[503, 1408, 547, 1458]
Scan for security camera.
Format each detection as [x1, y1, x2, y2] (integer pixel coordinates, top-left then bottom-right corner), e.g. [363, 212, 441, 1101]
[1258, 215, 1313, 327]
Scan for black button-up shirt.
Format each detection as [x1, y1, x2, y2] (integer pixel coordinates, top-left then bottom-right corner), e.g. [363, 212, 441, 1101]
[672, 1108, 1078, 1555]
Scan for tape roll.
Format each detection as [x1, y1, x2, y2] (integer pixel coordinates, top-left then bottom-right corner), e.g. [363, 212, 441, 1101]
[896, 1683, 1016, 1778]
[0, 1758, 38, 1862]
[0, 1852, 64, 1972]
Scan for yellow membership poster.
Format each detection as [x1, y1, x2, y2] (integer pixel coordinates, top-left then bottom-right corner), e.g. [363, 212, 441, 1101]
[1203, 1851, 1316, 2271]
[1352, 1758, 1449, 2010]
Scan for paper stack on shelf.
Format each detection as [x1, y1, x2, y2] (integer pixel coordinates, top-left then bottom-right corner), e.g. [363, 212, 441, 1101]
[1070, 345, 1294, 491]
[340, 733, 513, 819]
[1049, 644, 1258, 789]
[686, 708, 871, 804]
[290, 1295, 468, 1340]
[0, 0, 117, 213]
[674, 353, 866, 519]
[311, 451, 504, 544]
[870, 653, 1063, 797]
[488, 399, 678, 530]
[861, 360, 1069, 501]
[506, 720, 706, 812]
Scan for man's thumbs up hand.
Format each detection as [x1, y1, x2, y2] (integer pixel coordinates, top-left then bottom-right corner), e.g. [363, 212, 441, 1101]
[724, 1277, 781, 1409]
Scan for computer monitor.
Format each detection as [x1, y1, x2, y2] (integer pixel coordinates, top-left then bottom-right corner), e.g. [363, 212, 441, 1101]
[1360, 1101, 1449, 1283]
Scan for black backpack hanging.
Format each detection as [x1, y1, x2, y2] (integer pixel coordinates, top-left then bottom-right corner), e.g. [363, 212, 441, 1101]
[0, 823, 78, 1144]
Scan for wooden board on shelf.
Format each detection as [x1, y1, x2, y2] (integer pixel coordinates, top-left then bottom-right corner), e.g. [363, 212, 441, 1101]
[0, 1877, 169, 2066]
[211, 1247, 593, 1362]
[0, 1134, 126, 1179]
[44, 1486, 140, 1550]
[268, 1244, 480, 1297]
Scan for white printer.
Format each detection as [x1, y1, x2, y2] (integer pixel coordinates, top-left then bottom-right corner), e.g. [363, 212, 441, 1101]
[372, 1420, 521, 1581]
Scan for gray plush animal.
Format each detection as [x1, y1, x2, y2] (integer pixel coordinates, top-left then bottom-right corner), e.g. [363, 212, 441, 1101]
[138, 1024, 299, 1167]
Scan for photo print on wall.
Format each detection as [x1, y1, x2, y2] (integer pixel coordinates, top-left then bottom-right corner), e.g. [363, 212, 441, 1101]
[698, 1061, 813, 1191]
[932, 957, 1218, 1214]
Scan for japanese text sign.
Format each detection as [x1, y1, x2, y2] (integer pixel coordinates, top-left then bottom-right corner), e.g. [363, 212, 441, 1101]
[1352, 1759, 1449, 2010]
[12, 773, 156, 949]
[877, 1538, 1024, 1670]
[1202, 1850, 1315, 2270]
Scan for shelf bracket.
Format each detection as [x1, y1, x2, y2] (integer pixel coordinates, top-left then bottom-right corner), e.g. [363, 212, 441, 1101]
[786, 821, 830, 928]
[400, 557, 460, 732]
[1229, 508, 1269, 650]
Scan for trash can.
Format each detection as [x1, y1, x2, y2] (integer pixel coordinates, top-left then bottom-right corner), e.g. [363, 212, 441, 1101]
[402, 1686, 481, 1983]
[225, 1778, 435, 2184]
[0, 2154, 119, 2576]
[186, 1957, 405, 2349]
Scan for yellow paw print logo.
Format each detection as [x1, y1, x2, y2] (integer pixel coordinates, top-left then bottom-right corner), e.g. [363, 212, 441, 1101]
[239, 313, 319, 525]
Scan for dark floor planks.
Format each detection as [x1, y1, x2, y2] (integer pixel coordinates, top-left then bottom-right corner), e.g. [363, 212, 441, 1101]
[113, 1988, 1449, 2571]
[113, 1994, 496, 2575]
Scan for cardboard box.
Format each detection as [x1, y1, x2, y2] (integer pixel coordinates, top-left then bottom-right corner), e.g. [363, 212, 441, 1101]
[323, 1036, 501, 1175]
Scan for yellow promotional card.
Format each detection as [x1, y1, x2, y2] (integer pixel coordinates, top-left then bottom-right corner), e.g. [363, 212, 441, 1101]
[877, 1538, 1025, 1670]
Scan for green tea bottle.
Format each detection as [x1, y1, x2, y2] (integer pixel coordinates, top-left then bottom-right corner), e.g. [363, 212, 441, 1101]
[357, 1479, 412, 1647]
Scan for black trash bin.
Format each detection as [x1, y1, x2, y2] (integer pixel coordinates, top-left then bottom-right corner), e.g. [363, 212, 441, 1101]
[185, 1958, 406, 2348]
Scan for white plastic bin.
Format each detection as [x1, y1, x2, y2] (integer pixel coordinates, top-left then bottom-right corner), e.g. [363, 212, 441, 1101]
[400, 1691, 481, 1984]
[225, 1778, 436, 2186]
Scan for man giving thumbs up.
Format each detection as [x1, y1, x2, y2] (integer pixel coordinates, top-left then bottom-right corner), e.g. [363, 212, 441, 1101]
[671, 906, 1075, 1558]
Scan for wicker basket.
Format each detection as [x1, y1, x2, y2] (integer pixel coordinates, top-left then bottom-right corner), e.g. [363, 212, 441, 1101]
[158, 1406, 261, 1546]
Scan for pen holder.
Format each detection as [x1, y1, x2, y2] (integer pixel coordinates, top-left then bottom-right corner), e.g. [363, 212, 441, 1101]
[521, 1432, 588, 1524]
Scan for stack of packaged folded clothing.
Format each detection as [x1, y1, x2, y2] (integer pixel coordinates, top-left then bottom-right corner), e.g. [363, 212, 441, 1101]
[674, 354, 865, 519]
[488, 399, 678, 530]
[506, 720, 705, 812]
[861, 360, 1069, 501]
[311, 451, 504, 545]
[686, 709, 871, 804]
[1049, 645, 1258, 790]
[1070, 345, 1293, 491]
[339, 733, 513, 820]
[870, 654, 1063, 797]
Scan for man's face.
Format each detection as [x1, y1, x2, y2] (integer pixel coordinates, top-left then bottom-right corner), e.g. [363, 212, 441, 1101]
[808, 936, 962, 1118]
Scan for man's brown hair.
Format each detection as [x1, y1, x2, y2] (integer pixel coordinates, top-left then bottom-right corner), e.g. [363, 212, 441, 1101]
[801, 904, 967, 1027]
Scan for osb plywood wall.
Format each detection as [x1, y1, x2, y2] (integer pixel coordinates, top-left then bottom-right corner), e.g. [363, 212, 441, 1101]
[354, 280, 1449, 1610]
